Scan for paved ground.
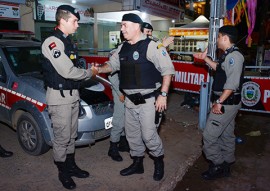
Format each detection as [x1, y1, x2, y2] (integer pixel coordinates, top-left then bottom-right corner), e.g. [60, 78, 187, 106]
[174, 111, 270, 191]
[0, 92, 203, 191]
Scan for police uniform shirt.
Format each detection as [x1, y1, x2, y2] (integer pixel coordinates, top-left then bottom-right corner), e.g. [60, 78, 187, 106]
[221, 51, 244, 91]
[107, 34, 175, 96]
[42, 35, 91, 105]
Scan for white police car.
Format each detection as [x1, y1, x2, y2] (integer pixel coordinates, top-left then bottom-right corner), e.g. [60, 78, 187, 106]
[0, 30, 113, 155]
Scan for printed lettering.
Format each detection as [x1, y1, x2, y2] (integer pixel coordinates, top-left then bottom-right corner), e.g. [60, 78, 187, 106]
[264, 90, 270, 103]
[174, 71, 205, 85]
[0, 92, 5, 104]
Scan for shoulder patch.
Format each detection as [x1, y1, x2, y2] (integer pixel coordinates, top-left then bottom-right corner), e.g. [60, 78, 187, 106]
[53, 49, 61, 58]
[49, 42, 56, 50]
[229, 57, 235, 65]
[162, 49, 167, 56]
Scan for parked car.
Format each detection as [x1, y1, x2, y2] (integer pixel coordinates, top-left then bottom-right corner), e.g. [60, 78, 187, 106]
[0, 30, 113, 156]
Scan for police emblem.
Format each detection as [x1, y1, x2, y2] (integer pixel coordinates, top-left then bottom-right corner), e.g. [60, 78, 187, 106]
[133, 51, 139, 60]
[162, 50, 167, 56]
[229, 57, 235, 65]
[241, 81, 261, 107]
[53, 49, 61, 58]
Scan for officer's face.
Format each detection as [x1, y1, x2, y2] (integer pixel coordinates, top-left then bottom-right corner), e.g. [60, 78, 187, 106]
[121, 21, 140, 41]
[61, 14, 79, 35]
[143, 28, 152, 36]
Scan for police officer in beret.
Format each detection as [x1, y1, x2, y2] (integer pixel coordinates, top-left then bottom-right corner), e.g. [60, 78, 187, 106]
[141, 22, 174, 48]
[96, 13, 175, 181]
[41, 5, 98, 189]
[194, 25, 244, 180]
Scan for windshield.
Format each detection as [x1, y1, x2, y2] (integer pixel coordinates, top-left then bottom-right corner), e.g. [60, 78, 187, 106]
[4, 46, 42, 75]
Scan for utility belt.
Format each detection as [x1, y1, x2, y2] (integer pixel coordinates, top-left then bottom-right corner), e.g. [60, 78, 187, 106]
[211, 93, 241, 105]
[125, 90, 159, 105]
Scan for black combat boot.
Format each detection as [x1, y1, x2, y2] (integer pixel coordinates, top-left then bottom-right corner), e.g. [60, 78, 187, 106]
[55, 161, 76, 190]
[153, 155, 164, 181]
[222, 161, 232, 177]
[0, 145, 13, 158]
[108, 141, 123, 161]
[118, 136, 130, 152]
[201, 162, 226, 180]
[120, 156, 144, 176]
[66, 153, 90, 178]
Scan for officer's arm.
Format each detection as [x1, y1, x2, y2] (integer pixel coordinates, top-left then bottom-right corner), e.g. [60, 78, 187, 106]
[42, 37, 92, 80]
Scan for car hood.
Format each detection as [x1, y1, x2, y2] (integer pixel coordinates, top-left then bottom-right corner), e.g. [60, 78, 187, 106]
[19, 74, 111, 106]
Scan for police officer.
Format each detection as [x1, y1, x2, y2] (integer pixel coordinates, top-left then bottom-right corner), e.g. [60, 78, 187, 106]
[193, 25, 244, 180]
[96, 13, 175, 181]
[41, 5, 98, 189]
[141, 22, 174, 48]
[107, 71, 129, 162]
[0, 145, 13, 158]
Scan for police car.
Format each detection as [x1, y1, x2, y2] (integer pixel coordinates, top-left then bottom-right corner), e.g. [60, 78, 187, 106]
[0, 30, 113, 155]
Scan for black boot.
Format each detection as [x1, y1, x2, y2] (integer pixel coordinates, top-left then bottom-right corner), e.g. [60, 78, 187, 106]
[0, 145, 13, 158]
[153, 155, 164, 181]
[222, 161, 232, 177]
[201, 162, 226, 180]
[108, 141, 123, 162]
[118, 136, 130, 152]
[120, 156, 144, 176]
[66, 154, 90, 178]
[55, 161, 76, 190]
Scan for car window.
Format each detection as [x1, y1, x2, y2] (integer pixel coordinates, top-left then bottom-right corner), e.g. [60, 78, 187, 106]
[0, 60, 7, 83]
[4, 47, 42, 75]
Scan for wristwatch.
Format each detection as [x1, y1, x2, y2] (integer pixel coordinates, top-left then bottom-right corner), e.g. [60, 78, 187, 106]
[160, 91, 168, 97]
[215, 99, 222, 104]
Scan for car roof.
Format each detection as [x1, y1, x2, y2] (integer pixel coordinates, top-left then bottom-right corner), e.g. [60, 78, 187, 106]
[0, 39, 41, 48]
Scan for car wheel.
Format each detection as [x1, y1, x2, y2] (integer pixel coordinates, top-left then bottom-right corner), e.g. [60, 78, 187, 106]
[17, 112, 50, 156]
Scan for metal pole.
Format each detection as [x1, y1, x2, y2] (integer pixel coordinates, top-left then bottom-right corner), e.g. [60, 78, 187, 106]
[198, 0, 225, 130]
[199, 82, 209, 130]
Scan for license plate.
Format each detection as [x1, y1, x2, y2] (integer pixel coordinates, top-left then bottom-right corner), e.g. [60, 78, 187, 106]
[104, 117, 113, 129]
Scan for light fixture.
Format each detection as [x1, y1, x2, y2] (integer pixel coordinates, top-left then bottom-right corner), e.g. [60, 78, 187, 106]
[72, 0, 76, 4]
[172, 19, 175, 23]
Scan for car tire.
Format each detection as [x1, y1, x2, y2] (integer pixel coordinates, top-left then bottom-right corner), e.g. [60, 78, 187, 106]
[17, 112, 50, 156]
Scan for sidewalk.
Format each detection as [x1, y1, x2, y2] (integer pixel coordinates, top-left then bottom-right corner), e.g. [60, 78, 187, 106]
[0, 92, 203, 191]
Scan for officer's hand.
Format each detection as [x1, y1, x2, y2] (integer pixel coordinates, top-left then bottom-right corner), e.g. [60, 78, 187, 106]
[119, 94, 125, 102]
[212, 103, 223, 114]
[193, 48, 208, 60]
[155, 95, 167, 112]
[90, 65, 99, 77]
[162, 36, 174, 47]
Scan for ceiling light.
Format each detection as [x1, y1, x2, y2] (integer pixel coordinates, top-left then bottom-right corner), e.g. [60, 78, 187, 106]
[72, 0, 76, 4]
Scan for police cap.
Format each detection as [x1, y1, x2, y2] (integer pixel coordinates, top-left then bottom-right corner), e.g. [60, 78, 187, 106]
[142, 22, 153, 31]
[122, 13, 143, 24]
[57, 5, 80, 20]
[219, 25, 238, 41]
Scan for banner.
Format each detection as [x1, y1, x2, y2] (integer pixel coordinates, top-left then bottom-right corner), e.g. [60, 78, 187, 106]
[35, 0, 94, 23]
[81, 56, 270, 113]
[171, 61, 209, 93]
[0, 2, 19, 20]
[241, 77, 270, 113]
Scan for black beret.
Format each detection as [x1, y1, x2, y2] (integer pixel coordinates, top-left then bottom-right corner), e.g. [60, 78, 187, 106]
[219, 25, 238, 39]
[122, 13, 142, 24]
[142, 22, 153, 30]
[57, 5, 80, 20]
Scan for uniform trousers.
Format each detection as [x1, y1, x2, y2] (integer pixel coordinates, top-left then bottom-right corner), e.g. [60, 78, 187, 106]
[110, 89, 125, 143]
[203, 102, 241, 165]
[48, 100, 79, 162]
[125, 97, 164, 157]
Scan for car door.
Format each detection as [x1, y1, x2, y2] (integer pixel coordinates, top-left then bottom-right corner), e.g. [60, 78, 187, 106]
[0, 57, 9, 123]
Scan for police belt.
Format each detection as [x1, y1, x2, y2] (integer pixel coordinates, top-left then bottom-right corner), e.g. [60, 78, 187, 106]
[211, 93, 241, 105]
[125, 90, 158, 105]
